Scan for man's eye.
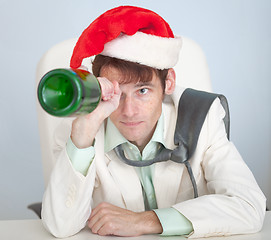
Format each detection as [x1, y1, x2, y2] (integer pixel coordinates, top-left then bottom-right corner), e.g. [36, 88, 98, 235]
[139, 88, 149, 95]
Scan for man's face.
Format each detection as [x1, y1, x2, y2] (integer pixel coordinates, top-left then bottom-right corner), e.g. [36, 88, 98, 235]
[100, 66, 165, 150]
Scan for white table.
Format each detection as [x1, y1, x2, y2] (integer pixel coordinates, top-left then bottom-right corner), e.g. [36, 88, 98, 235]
[0, 211, 270, 240]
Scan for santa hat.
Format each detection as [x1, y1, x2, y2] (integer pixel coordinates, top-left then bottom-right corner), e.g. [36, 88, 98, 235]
[70, 6, 182, 70]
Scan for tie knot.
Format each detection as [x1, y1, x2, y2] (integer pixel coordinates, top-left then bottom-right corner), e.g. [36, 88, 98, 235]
[171, 144, 188, 163]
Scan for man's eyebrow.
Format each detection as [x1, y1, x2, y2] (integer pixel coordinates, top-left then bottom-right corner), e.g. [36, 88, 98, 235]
[134, 82, 155, 88]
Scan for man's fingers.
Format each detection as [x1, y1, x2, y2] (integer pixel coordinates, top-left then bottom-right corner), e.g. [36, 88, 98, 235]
[88, 202, 142, 236]
[113, 80, 121, 96]
[88, 211, 117, 234]
[96, 222, 118, 236]
[90, 202, 111, 219]
[98, 77, 121, 101]
[98, 77, 114, 100]
[89, 203, 113, 228]
[88, 203, 121, 234]
[88, 215, 104, 234]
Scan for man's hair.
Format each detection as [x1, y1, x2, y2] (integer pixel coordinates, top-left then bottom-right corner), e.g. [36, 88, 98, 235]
[92, 55, 169, 90]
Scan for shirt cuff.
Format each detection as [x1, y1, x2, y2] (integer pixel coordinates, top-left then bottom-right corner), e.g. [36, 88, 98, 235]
[153, 207, 193, 236]
[66, 137, 95, 176]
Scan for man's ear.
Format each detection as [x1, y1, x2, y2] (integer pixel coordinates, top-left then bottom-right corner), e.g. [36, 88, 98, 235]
[165, 68, 176, 95]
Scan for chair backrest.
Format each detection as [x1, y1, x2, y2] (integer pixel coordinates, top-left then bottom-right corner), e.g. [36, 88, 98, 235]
[36, 37, 212, 186]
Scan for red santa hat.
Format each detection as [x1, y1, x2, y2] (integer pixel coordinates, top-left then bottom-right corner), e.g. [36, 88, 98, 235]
[70, 6, 182, 70]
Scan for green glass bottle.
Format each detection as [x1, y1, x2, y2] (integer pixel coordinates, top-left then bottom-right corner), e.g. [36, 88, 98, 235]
[37, 68, 101, 117]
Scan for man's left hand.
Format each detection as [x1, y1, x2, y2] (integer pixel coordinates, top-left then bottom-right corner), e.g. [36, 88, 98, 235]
[88, 202, 162, 236]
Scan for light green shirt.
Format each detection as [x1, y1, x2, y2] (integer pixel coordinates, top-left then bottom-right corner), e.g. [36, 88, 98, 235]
[66, 114, 193, 236]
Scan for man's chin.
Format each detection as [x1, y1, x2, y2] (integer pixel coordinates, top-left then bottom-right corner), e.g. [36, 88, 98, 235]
[121, 132, 141, 144]
[123, 134, 139, 143]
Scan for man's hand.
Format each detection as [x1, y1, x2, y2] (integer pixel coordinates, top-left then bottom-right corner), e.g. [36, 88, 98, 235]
[71, 77, 121, 149]
[88, 202, 163, 236]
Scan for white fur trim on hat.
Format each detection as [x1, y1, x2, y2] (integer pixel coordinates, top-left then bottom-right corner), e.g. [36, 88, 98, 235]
[101, 32, 182, 70]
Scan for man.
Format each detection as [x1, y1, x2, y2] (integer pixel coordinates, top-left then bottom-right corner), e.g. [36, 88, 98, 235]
[41, 6, 266, 238]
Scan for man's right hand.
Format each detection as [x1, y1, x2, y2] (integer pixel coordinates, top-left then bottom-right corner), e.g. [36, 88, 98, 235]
[70, 77, 121, 149]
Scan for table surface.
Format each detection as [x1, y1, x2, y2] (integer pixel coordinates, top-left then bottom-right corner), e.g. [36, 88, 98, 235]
[0, 211, 270, 240]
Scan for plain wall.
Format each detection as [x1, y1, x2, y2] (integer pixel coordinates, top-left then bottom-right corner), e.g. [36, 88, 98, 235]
[0, 0, 270, 219]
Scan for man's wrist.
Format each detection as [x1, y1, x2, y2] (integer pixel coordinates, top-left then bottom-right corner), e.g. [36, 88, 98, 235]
[137, 211, 162, 235]
[66, 137, 95, 176]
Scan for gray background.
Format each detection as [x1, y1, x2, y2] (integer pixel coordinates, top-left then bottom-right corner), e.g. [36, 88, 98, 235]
[0, 0, 270, 219]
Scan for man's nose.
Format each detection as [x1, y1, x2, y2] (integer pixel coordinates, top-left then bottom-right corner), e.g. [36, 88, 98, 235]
[122, 96, 137, 117]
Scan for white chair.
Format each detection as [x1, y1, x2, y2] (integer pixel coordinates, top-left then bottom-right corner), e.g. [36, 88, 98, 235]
[30, 37, 212, 217]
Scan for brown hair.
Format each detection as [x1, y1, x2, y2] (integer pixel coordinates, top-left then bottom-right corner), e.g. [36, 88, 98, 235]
[92, 55, 169, 90]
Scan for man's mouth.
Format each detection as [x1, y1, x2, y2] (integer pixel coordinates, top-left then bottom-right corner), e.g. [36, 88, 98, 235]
[120, 121, 143, 127]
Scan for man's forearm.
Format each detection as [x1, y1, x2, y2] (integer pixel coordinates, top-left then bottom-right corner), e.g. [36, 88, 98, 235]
[88, 202, 162, 236]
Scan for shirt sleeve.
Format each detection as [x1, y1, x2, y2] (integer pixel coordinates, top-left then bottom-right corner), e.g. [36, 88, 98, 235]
[66, 137, 95, 176]
[153, 207, 193, 236]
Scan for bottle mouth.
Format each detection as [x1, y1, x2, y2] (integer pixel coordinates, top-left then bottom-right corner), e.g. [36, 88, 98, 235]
[38, 69, 82, 116]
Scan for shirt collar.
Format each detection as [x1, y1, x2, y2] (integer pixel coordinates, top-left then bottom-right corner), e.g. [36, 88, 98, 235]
[105, 112, 165, 153]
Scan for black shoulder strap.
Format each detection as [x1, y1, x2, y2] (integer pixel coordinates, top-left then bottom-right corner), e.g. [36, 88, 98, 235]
[174, 88, 230, 160]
